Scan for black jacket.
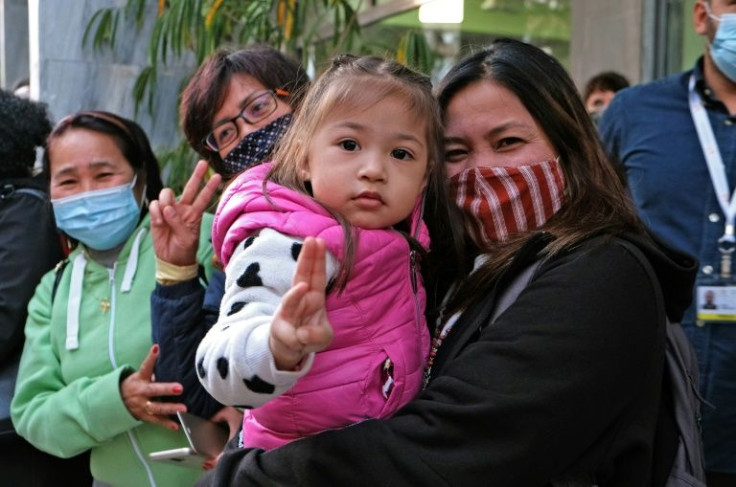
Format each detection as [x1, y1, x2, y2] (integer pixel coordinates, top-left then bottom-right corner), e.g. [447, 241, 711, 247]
[198, 232, 697, 487]
[0, 177, 64, 433]
[0, 178, 63, 363]
[151, 270, 225, 419]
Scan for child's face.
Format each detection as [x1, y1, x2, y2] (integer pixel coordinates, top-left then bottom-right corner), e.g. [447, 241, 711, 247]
[303, 93, 429, 229]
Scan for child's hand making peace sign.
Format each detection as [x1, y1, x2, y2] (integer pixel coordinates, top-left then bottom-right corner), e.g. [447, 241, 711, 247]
[269, 237, 334, 370]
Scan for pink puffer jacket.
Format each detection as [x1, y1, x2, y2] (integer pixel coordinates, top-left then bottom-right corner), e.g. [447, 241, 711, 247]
[212, 163, 430, 449]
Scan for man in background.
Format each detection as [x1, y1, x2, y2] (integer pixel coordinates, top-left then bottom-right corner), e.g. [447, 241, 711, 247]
[599, 1, 736, 484]
[582, 71, 629, 125]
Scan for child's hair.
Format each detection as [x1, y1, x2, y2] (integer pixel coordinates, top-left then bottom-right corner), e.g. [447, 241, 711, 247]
[268, 54, 466, 296]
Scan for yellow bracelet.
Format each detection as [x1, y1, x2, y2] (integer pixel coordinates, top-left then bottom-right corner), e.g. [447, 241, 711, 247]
[155, 258, 199, 286]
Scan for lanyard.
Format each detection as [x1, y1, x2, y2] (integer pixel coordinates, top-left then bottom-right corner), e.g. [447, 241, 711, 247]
[688, 75, 736, 277]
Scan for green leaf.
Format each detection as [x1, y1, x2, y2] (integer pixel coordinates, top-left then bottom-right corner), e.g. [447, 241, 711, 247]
[123, 0, 147, 27]
[111, 10, 120, 47]
[82, 9, 110, 50]
[149, 15, 164, 65]
[132, 65, 157, 117]
[85, 0, 423, 189]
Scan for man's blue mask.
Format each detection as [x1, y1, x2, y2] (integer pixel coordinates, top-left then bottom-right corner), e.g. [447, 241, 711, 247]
[705, 1, 736, 83]
[52, 176, 144, 250]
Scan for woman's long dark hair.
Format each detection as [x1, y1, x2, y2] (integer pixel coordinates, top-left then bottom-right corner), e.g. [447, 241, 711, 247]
[437, 39, 645, 314]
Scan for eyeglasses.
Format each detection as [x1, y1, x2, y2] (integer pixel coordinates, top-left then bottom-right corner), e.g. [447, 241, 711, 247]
[204, 89, 288, 152]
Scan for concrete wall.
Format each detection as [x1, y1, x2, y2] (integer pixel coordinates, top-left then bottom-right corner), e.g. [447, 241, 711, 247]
[30, 0, 194, 150]
[0, 0, 29, 89]
[570, 0, 644, 92]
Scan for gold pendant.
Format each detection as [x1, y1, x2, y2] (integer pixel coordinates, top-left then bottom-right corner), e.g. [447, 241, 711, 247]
[100, 298, 110, 313]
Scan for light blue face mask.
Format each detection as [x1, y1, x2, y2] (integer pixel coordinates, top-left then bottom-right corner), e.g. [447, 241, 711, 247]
[705, 1, 736, 82]
[52, 176, 144, 251]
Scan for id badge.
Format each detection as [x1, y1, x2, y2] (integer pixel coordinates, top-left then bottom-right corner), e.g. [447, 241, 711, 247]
[696, 284, 736, 321]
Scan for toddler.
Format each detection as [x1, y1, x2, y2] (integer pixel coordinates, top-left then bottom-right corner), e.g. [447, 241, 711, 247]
[196, 55, 447, 450]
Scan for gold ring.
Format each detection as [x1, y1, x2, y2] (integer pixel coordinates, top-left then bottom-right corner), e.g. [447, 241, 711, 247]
[144, 400, 154, 415]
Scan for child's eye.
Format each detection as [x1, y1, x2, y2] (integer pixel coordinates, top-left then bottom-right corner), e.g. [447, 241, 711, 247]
[339, 139, 359, 151]
[391, 149, 413, 160]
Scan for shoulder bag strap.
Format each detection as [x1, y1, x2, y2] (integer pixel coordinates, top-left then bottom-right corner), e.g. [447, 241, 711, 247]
[490, 260, 542, 323]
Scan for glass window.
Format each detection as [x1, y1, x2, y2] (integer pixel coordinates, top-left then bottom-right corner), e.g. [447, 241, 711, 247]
[680, 0, 702, 71]
[311, 0, 571, 82]
[650, 0, 701, 77]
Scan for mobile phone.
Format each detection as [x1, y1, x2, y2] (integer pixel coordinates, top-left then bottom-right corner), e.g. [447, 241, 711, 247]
[148, 412, 229, 469]
[148, 447, 207, 468]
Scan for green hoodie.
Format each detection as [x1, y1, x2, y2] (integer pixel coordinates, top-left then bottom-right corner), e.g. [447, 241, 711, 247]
[11, 214, 215, 487]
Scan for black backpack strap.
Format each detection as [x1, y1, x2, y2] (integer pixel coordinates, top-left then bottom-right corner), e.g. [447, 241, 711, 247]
[0, 184, 47, 202]
[13, 188, 47, 201]
[51, 259, 69, 305]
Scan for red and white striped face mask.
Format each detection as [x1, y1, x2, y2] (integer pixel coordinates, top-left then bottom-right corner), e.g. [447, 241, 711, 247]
[449, 158, 565, 247]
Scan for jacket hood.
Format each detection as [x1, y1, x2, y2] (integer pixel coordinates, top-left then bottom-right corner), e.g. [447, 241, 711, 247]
[618, 232, 698, 323]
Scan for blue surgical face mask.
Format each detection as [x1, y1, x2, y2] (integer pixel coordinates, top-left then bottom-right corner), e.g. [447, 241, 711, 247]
[52, 176, 144, 250]
[705, 1, 736, 82]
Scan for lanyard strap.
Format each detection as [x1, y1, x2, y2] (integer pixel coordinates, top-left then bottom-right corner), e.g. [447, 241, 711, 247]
[688, 75, 736, 249]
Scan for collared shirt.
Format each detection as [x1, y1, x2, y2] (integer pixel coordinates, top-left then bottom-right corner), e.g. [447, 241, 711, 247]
[599, 57, 736, 472]
[600, 58, 736, 320]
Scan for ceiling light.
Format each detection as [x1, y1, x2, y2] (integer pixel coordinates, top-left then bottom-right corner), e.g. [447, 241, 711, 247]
[419, 0, 464, 24]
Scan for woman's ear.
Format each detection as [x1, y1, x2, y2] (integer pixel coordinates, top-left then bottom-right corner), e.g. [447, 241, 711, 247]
[134, 170, 148, 202]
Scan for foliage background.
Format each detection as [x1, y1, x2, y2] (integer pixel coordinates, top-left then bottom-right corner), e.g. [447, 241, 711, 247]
[85, 0, 434, 192]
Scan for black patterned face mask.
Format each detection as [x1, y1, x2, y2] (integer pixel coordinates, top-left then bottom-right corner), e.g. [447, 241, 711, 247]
[221, 113, 293, 176]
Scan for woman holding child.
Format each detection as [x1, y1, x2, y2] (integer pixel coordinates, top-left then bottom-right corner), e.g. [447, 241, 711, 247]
[196, 39, 698, 486]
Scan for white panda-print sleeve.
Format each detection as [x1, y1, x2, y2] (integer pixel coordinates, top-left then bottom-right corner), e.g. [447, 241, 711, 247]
[195, 227, 339, 407]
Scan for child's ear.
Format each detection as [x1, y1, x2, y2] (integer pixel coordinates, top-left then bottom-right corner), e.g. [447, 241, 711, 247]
[299, 159, 311, 181]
